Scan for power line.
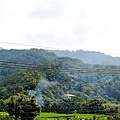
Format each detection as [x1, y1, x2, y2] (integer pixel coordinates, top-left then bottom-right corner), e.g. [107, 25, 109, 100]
[0, 41, 63, 50]
[0, 60, 120, 74]
[1, 41, 120, 56]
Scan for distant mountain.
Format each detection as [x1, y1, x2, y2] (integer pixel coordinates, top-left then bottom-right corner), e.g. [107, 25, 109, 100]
[50, 50, 120, 65]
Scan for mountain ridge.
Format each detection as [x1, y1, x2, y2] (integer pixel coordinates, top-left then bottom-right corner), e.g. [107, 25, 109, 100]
[1, 47, 120, 65]
[50, 50, 120, 65]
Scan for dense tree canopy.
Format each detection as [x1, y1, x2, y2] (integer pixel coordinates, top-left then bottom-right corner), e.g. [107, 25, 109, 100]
[7, 94, 41, 120]
[0, 48, 120, 116]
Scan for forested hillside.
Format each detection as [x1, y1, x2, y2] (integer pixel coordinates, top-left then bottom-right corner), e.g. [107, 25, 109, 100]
[0, 48, 120, 116]
[0, 48, 56, 63]
[51, 50, 120, 65]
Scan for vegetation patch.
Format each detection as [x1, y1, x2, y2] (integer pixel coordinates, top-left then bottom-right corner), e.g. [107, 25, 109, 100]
[35, 112, 108, 119]
[39, 112, 73, 118]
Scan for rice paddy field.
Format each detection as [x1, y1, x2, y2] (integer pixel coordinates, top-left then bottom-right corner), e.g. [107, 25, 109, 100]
[34, 112, 108, 120]
[0, 112, 108, 120]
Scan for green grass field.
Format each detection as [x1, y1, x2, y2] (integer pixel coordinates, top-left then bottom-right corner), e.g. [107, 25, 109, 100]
[0, 112, 108, 120]
[34, 112, 108, 120]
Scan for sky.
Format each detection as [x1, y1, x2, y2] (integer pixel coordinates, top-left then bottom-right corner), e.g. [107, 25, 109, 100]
[0, 0, 120, 56]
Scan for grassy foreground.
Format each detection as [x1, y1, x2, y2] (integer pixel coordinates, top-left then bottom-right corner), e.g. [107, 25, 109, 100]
[0, 112, 108, 120]
[34, 112, 107, 120]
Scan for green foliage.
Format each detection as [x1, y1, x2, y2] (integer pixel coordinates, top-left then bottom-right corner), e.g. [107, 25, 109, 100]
[7, 94, 41, 120]
[107, 113, 120, 120]
[0, 115, 14, 120]
[82, 99, 105, 114]
[0, 48, 120, 115]
[43, 96, 86, 114]
[0, 70, 42, 100]
[0, 112, 14, 120]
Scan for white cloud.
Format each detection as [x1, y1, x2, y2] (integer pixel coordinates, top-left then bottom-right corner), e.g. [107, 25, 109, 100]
[0, 0, 120, 56]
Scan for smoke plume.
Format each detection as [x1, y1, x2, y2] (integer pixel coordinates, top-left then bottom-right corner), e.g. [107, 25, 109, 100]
[29, 79, 58, 106]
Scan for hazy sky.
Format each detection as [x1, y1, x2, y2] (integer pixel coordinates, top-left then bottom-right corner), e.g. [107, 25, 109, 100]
[0, 0, 120, 56]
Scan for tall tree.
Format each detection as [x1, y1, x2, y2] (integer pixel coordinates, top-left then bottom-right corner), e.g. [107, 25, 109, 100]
[7, 94, 41, 120]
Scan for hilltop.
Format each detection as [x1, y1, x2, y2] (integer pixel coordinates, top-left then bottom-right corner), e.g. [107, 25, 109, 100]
[50, 50, 120, 65]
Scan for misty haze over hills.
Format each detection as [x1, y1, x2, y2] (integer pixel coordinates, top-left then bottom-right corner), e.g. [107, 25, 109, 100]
[1, 47, 120, 65]
[50, 50, 120, 65]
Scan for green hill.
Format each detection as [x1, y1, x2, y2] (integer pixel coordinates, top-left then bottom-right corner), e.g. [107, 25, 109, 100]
[0, 48, 120, 114]
[51, 50, 120, 65]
